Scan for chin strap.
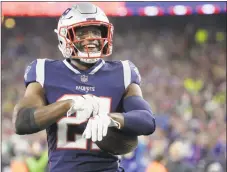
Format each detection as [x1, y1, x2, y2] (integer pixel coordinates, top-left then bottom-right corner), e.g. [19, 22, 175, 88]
[75, 45, 101, 64]
[70, 59, 97, 68]
[80, 58, 100, 64]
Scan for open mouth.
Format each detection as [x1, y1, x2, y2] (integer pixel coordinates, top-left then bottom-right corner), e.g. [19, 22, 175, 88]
[83, 44, 100, 52]
[73, 40, 102, 53]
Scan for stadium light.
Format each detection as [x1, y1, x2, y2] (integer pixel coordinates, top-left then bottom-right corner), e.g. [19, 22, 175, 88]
[5, 18, 16, 29]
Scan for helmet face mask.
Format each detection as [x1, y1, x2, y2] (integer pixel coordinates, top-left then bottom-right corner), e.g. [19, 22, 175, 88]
[72, 26, 102, 53]
[55, 3, 114, 64]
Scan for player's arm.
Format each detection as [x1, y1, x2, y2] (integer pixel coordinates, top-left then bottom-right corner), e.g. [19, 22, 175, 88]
[109, 61, 155, 136]
[109, 83, 156, 136]
[12, 82, 73, 135]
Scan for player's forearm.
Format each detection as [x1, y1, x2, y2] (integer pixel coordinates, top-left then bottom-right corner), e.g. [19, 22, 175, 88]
[123, 110, 155, 135]
[109, 110, 155, 136]
[33, 100, 72, 129]
[116, 96, 156, 136]
[13, 100, 72, 135]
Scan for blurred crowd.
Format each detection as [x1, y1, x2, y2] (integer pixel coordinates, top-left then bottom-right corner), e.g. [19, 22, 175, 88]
[2, 14, 226, 172]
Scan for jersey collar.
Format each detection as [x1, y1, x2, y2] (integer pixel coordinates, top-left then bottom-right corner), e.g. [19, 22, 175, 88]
[63, 59, 105, 75]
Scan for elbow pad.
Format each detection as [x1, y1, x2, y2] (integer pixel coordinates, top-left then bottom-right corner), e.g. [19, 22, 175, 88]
[15, 107, 41, 135]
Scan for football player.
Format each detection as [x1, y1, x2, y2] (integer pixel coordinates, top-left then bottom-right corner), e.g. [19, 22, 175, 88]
[12, 3, 156, 172]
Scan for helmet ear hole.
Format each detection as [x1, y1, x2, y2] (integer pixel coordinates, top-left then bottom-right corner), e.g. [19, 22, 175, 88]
[59, 41, 63, 45]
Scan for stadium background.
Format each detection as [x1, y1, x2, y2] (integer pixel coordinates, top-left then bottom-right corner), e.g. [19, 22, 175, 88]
[2, 2, 226, 172]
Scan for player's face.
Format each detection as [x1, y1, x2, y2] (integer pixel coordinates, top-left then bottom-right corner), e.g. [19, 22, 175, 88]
[75, 26, 102, 53]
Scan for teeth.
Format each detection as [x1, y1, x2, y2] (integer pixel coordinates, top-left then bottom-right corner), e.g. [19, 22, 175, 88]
[86, 44, 96, 48]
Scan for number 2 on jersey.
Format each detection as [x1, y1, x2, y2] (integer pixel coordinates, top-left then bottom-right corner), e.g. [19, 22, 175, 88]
[56, 94, 111, 150]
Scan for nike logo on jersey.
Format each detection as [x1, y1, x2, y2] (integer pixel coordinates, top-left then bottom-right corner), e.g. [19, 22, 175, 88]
[75, 86, 95, 93]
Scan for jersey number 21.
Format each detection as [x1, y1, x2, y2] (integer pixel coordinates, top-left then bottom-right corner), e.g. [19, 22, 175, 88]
[56, 94, 111, 150]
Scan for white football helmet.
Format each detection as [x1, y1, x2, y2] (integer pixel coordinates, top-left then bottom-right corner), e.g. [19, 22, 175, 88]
[54, 2, 114, 64]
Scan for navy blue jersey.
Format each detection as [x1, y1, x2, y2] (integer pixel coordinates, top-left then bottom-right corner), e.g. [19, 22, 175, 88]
[24, 58, 141, 172]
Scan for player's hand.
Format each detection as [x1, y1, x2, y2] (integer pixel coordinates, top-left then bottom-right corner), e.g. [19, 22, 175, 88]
[82, 114, 120, 142]
[66, 94, 100, 119]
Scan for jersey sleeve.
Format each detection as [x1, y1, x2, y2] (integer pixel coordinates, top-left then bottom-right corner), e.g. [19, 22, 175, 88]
[24, 59, 46, 87]
[121, 60, 141, 89]
[128, 61, 141, 85]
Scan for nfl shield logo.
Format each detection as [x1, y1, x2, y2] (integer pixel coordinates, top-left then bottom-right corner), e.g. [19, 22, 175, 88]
[81, 75, 88, 82]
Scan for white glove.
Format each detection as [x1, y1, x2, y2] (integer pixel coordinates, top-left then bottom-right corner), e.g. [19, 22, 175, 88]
[66, 94, 100, 120]
[82, 114, 120, 142]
